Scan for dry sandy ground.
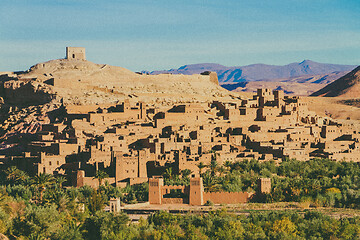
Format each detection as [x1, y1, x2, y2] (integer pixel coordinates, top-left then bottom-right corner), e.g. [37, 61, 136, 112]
[232, 81, 327, 96]
[15, 59, 236, 106]
[122, 202, 360, 221]
[304, 97, 360, 120]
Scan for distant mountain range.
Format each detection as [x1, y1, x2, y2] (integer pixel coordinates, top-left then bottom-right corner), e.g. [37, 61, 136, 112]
[220, 71, 353, 96]
[144, 60, 357, 83]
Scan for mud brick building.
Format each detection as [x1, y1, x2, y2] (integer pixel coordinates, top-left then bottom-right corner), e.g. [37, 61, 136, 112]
[1, 87, 360, 189]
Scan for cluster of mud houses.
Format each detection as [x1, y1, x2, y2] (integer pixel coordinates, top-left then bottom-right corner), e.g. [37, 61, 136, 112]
[1, 89, 360, 188]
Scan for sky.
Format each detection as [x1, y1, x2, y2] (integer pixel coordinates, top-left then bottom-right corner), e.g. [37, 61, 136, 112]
[1, 0, 360, 72]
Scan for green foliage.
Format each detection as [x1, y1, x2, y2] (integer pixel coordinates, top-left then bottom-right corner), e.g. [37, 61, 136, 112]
[3, 166, 29, 185]
[163, 189, 187, 199]
[163, 167, 174, 180]
[209, 154, 219, 177]
[0, 158, 359, 239]
[198, 158, 360, 208]
[82, 211, 129, 240]
[181, 169, 192, 178]
[6, 184, 32, 201]
[0, 208, 11, 234]
[32, 173, 55, 203]
[197, 162, 207, 176]
[163, 166, 192, 186]
[78, 185, 94, 199]
[12, 205, 61, 239]
[164, 175, 190, 186]
[202, 171, 220, 192]
[145, 210, 360, 240]
[93, 170, 109, 187]
[87, 191, 106, 215]
[122, 182, 148, 203]
[53, 221, 83, 240]
[97, 182, 124, 207]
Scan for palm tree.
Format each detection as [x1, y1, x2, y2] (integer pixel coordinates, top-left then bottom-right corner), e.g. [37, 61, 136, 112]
[88, 191, 105, 214]
[218, 166, 227, 177]
[4, 166, 30, 185]
[197, 162, 206, 176]
[163, 167, 174, 180]
[202, 172, 219, 192]
[32, 173, 55, 203]
[209, 159, 218, 177]
[55, 176, 67, 188]
[4, 166, 20, 184]
[15, 170, 29, 184]
[51, 192, 69, 212]
[28, 233, 46, 240]
[181, 169, 192, 179]
[63, 220, 83, 239]
[0, 189, 12, 215]
[208, 151, 220, 176]
[93, 170, 109, 188]
[224, 160, 233, 172]
[45, 189, 69, 212]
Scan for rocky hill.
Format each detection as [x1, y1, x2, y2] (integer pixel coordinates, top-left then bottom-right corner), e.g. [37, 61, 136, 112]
[2, 59, 231, 106]
[0, 58, 236, 138]
[311, 66, 360, 97]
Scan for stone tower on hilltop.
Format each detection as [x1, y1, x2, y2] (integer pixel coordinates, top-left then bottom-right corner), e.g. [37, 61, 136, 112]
[66, 47, 86, 60]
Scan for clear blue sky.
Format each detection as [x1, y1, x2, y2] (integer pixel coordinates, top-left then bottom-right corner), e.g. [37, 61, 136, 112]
[1, 0, 359, 72]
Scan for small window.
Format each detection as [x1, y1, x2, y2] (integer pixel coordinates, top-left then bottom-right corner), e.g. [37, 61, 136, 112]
[72, 54, 75, 58]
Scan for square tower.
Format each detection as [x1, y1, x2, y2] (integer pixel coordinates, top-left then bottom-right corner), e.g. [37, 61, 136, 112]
[66, 47, 86, 60]
[149, 178, 164, 204]
[189, 177, 204, 205]
[258, 178, 271, 194]
[109, 198, 121, 212]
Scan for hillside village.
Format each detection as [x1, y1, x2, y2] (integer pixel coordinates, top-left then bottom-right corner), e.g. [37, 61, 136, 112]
[3, 1, 360, 239]
[0, 48, 359, 190]
[1, 52, 360, 191]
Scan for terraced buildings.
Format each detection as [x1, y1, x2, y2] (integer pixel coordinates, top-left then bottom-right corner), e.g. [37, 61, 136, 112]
[1, 87, 359, 188]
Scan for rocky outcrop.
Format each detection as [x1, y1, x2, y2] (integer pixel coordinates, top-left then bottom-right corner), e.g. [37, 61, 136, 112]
[2, 80, 55, 106]
[5, 59, 230, 106]
[0, 58, 233, 141]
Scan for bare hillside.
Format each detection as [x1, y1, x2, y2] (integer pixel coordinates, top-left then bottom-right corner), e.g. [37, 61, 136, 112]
[311, 66, 360, 97]
[3, 59, 235, 106]
[0, 58, 241, 137]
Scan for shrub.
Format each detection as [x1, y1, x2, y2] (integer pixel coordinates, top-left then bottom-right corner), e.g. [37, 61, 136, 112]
[204, 200, 214, 206]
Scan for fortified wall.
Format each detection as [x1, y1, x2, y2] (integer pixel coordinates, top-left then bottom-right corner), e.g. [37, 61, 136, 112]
[148, 177, 270, 205]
